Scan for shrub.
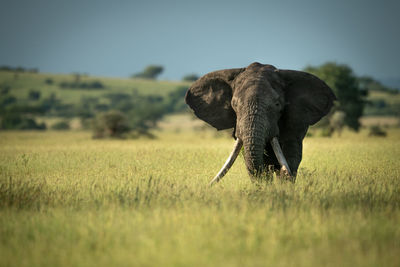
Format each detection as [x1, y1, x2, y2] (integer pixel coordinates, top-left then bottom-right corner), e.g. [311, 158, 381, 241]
[319, 127, 333, 137]
[59, 81, 70, 88]
[59, 80, 104, 90]
[17, 118, 46, 130]
[0, 95, 16, 106]
[51, 120, 70, 130]
[90, 81, 104, 89]
[182, 74, 199, 82]
[368, 125, 387, 137]
[0, 113, 46, 130]
[28, 90, 41, 100]
[92, 110, 130, 139]
[0, 66, 13, 71]
[0, 84, 10, 95]
[44, 78, 54, 85]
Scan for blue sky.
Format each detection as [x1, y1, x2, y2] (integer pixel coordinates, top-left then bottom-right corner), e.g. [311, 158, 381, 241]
[1, 0, 399, 81]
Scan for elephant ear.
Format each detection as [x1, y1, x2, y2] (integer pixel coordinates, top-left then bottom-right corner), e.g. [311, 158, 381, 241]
[185, 68, 244, 130]
[279, 70, 336, 127]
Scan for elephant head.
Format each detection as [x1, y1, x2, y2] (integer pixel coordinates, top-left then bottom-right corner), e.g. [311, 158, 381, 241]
[185, 62, 336, 185]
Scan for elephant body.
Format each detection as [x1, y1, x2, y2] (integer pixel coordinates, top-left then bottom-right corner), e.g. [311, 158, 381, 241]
[185, 62, 336, 182]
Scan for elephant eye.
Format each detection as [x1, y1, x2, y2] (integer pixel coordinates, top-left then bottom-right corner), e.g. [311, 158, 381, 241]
[275, 101, 280, 107]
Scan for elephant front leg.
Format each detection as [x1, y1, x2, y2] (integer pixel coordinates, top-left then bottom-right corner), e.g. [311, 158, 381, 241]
[263, 143, 290, 181]
[263, 139, 302, 182]
[279, 139, 303, 182]
[276, 125, 308, 182]
[262, 138, 302, 182]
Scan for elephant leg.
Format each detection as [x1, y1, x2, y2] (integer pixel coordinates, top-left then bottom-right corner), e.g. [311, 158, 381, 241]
[264, 140, 301, 181]
[277, 122, 308, 177]
[280, 139, 303, 178]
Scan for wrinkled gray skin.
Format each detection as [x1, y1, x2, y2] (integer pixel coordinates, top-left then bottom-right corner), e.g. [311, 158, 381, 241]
[185, 62, 336, 180]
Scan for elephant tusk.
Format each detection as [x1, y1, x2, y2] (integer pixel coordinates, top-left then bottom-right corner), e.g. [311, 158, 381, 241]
[209, 138, 243, 186]
[270, 137, 293, 177]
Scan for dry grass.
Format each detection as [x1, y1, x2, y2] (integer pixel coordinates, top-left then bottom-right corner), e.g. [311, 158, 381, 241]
[0, 129, 399, 267]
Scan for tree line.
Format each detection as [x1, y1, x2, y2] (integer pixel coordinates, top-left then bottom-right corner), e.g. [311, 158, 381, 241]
[0, 63, 398, 137]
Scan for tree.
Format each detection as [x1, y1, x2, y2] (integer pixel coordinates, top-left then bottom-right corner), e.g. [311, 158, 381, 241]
[182, 74, 199, 82]
[28, 90, 41, 100]
[304, 63, 366, 131]
[132, 65, 164, 80]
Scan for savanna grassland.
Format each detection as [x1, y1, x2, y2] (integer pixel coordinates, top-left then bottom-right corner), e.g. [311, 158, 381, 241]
[1, 128, 399, 267]
[0, 71, 188, 104]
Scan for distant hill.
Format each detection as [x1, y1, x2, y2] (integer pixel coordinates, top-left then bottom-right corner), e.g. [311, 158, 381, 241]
[0, 71, 191, 130]
[0, 71, 190, 104]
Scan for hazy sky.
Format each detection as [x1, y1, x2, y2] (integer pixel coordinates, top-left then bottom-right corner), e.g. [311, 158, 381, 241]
[1, 0, 399, 80]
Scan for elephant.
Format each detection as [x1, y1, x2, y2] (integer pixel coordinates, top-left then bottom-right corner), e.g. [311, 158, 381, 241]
[185, 62, 336, 185]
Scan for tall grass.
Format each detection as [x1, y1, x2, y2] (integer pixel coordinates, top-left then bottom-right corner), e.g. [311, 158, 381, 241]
[0, 130, 399, 266]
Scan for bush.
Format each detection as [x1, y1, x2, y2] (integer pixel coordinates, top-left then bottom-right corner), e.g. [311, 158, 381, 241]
[0, 95, 16, 106]
[0, 66, 13, 72]
[17, 118, 46, 130]
[44, 78, 54, 85]
[368, 125, 387, 137]
[182, 74, 199, 82]
[38, 93, 61, 114]
[92, 110, 130, 139]
[28, 90, 41, 100]
[319, 127, 333, 137]
[0, 84, 10, 95]
[90, 81, 104, 89]
[59, 80, 104, 90]
[51, 120, 70, 130]
[0, 113, 46, 130]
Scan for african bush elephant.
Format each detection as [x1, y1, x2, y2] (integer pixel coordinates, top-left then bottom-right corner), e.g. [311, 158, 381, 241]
[185, 62, 336, 185]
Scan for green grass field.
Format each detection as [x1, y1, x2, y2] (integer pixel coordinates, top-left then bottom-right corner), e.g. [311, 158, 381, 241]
[1, 128, 399, 267]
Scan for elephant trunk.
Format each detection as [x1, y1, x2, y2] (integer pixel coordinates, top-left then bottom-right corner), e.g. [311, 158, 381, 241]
[241, 114, 268, 176]
[241, 113, 292, 178]
[242, 134, 265, 176]
[208, 114, 293, 185]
